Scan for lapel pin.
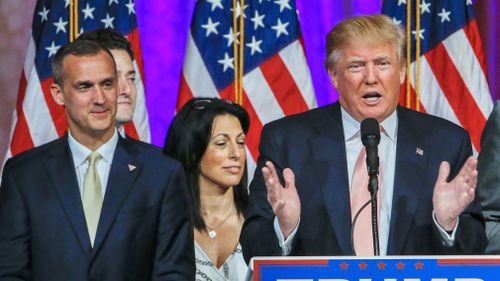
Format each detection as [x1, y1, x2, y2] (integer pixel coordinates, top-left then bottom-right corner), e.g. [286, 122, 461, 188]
[128, 164, 136, 172]
[416, 147, 424, 156]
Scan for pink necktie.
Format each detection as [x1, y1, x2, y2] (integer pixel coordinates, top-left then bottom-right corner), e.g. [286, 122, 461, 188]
[350, 147, 380, 256]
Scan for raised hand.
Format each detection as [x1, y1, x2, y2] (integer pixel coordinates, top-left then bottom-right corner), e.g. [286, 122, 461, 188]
[433, 156, 478, 231]
[262, 161, 301, 239]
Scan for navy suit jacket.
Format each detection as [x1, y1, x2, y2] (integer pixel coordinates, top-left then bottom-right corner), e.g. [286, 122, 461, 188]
[0, 135, 194, 281]
[241, 102, 487, 262]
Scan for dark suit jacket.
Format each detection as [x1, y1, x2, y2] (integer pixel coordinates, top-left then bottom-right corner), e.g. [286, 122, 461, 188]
[241, 102, 487, 262]
[477, 100, 500, 253]
[0, 135, 194, 281]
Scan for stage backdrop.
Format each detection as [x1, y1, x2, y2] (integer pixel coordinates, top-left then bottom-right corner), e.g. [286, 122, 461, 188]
[0, 0, 498, 160]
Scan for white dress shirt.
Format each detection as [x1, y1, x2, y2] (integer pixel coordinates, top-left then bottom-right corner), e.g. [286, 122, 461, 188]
[274, 107, 457, 255]
[68, 130, 118, 198]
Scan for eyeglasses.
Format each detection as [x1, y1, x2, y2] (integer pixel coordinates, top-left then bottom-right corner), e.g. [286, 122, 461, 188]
[192, 98, 233, 110]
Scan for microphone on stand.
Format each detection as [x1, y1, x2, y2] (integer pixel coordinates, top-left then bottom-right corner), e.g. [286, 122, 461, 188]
[361, 118, 381, 256]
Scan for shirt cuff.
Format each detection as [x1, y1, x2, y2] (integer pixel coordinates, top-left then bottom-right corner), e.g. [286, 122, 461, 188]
[273, 216, 300, 255]
[432, 211, 458, 247]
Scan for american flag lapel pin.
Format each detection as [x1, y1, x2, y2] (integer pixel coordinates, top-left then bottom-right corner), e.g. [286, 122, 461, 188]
[128, 164, 136, 172]
[416, 147, 424, 156]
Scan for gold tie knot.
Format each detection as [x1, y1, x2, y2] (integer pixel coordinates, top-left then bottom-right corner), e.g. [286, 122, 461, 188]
[87, 151, 102, 167]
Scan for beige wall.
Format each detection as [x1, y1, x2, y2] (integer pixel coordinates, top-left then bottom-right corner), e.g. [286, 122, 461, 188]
[0, 0, 37, 163]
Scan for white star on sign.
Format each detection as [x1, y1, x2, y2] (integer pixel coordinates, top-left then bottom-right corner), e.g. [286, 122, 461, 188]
[251, 10, 266, 30]
[53, 17, 68, 34]
[207, 0, 223, 11]
[82, 3, 95, 20]
[420, 0, 431, 14]
[101, 13, 115, 28]
[412, 28, 425, 40]
[201, 17, 220, 37]
[46, 41, 61, 58]
[274, 0, 292, 12]
[246, 36, 263, 55]
[437, 8, 451, 23]
[223, 27, 240, 47]
[126, 0, 135, 15]
[38, 6, 50, 22]
[218, 53, 234, 72]
[271, 18, 289, 38]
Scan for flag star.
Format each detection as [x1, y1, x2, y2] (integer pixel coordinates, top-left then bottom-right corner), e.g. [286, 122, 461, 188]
[274, 0, 292, 12]
[64, 0, 70, 8]
[412, 28, 425, 40]
[207, 0, 223, 11]
[101, 13, 115, 28]
[271, 18, 289, 38]
[246, 36, 263, 55]
[46, 41, 61, 58]
[466, 0, 472, 5]
[125, 0, 135, 15]
[53, 17, 68, 34]
[201, 17, 220, 37]
[218, 52, 234, 72]
[398, 0, 406, 6]
[437, 8, 451, 23]
[82, 3, 95, 20]
[392, 17, 402, 25]
[223, 27, 240, 47]
[420, 0, 431, 14]
[79, 28, 84, 36]
[230, 1, 248, 18]
[109, 0, 119, 5]
[38, 6, 50, 22]
[251, 10, 266, 30]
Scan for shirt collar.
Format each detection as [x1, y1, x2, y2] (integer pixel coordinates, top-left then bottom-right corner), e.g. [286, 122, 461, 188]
[68, 129, 119, 168]
[341, 106, 398, 142]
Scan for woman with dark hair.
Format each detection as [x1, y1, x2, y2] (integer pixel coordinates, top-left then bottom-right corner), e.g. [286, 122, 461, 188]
[164, 97, 250, 280]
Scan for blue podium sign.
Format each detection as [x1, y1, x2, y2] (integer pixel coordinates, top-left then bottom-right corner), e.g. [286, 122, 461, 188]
[251, 256, 500, 281]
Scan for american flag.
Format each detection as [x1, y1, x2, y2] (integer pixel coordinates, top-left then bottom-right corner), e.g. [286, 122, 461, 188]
[177, 0, 317, 176]
[3, 0, 150, 168]
[383, 0, 493, 153]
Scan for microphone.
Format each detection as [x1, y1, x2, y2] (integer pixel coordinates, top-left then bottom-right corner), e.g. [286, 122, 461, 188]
[361, 118, 380, 180]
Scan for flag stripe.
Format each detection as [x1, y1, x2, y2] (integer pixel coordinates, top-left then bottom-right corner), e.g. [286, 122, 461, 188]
[278, 41, 317, 108]
[11, 74, 34, 155]
[40, 78, 68, 137]
[463, 20, 489, 78]
[424, 44, 485, 150]
[443, 29, 493, 118]
[259, 53, 309, 116]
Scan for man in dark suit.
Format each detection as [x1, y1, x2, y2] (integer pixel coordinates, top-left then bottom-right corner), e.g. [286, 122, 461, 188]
[241, 14, 486, 261]
[478, 101, 500, 254]
[0, 39, 194, 280]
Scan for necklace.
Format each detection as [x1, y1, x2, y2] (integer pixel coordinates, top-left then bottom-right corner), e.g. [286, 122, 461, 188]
[205, 206, 234, 239]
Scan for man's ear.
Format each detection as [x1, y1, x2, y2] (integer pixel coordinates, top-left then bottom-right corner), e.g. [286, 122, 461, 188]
[328, 68, 339, 89]
[50, 83, 64, 106]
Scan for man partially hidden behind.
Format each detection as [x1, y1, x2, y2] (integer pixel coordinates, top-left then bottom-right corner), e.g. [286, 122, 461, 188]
[241, 14, 486, 260]
[78, 28, 140, 138]
[0, 39, 194, 280]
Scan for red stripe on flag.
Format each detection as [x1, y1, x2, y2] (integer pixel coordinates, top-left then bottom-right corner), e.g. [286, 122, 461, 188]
[463, 20, 489, 79]
[259, 54, 309, 115]
[123, 122, 140, 140]
[11, 74, 34, 156]
[399, 80, 427, 113]
[425, 44, 485, 150]
[40, 78, 67, 137]
[127, 28, 145, 82]
[220, 86, 262, 161]
[177, 75, 194, 111]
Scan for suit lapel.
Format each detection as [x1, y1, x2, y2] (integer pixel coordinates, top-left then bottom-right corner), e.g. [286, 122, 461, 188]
[310, 103, 354, 255]
[92, 137, 141, 255]
[387, 107, 428, 254]
[47, 136, 91, 254]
